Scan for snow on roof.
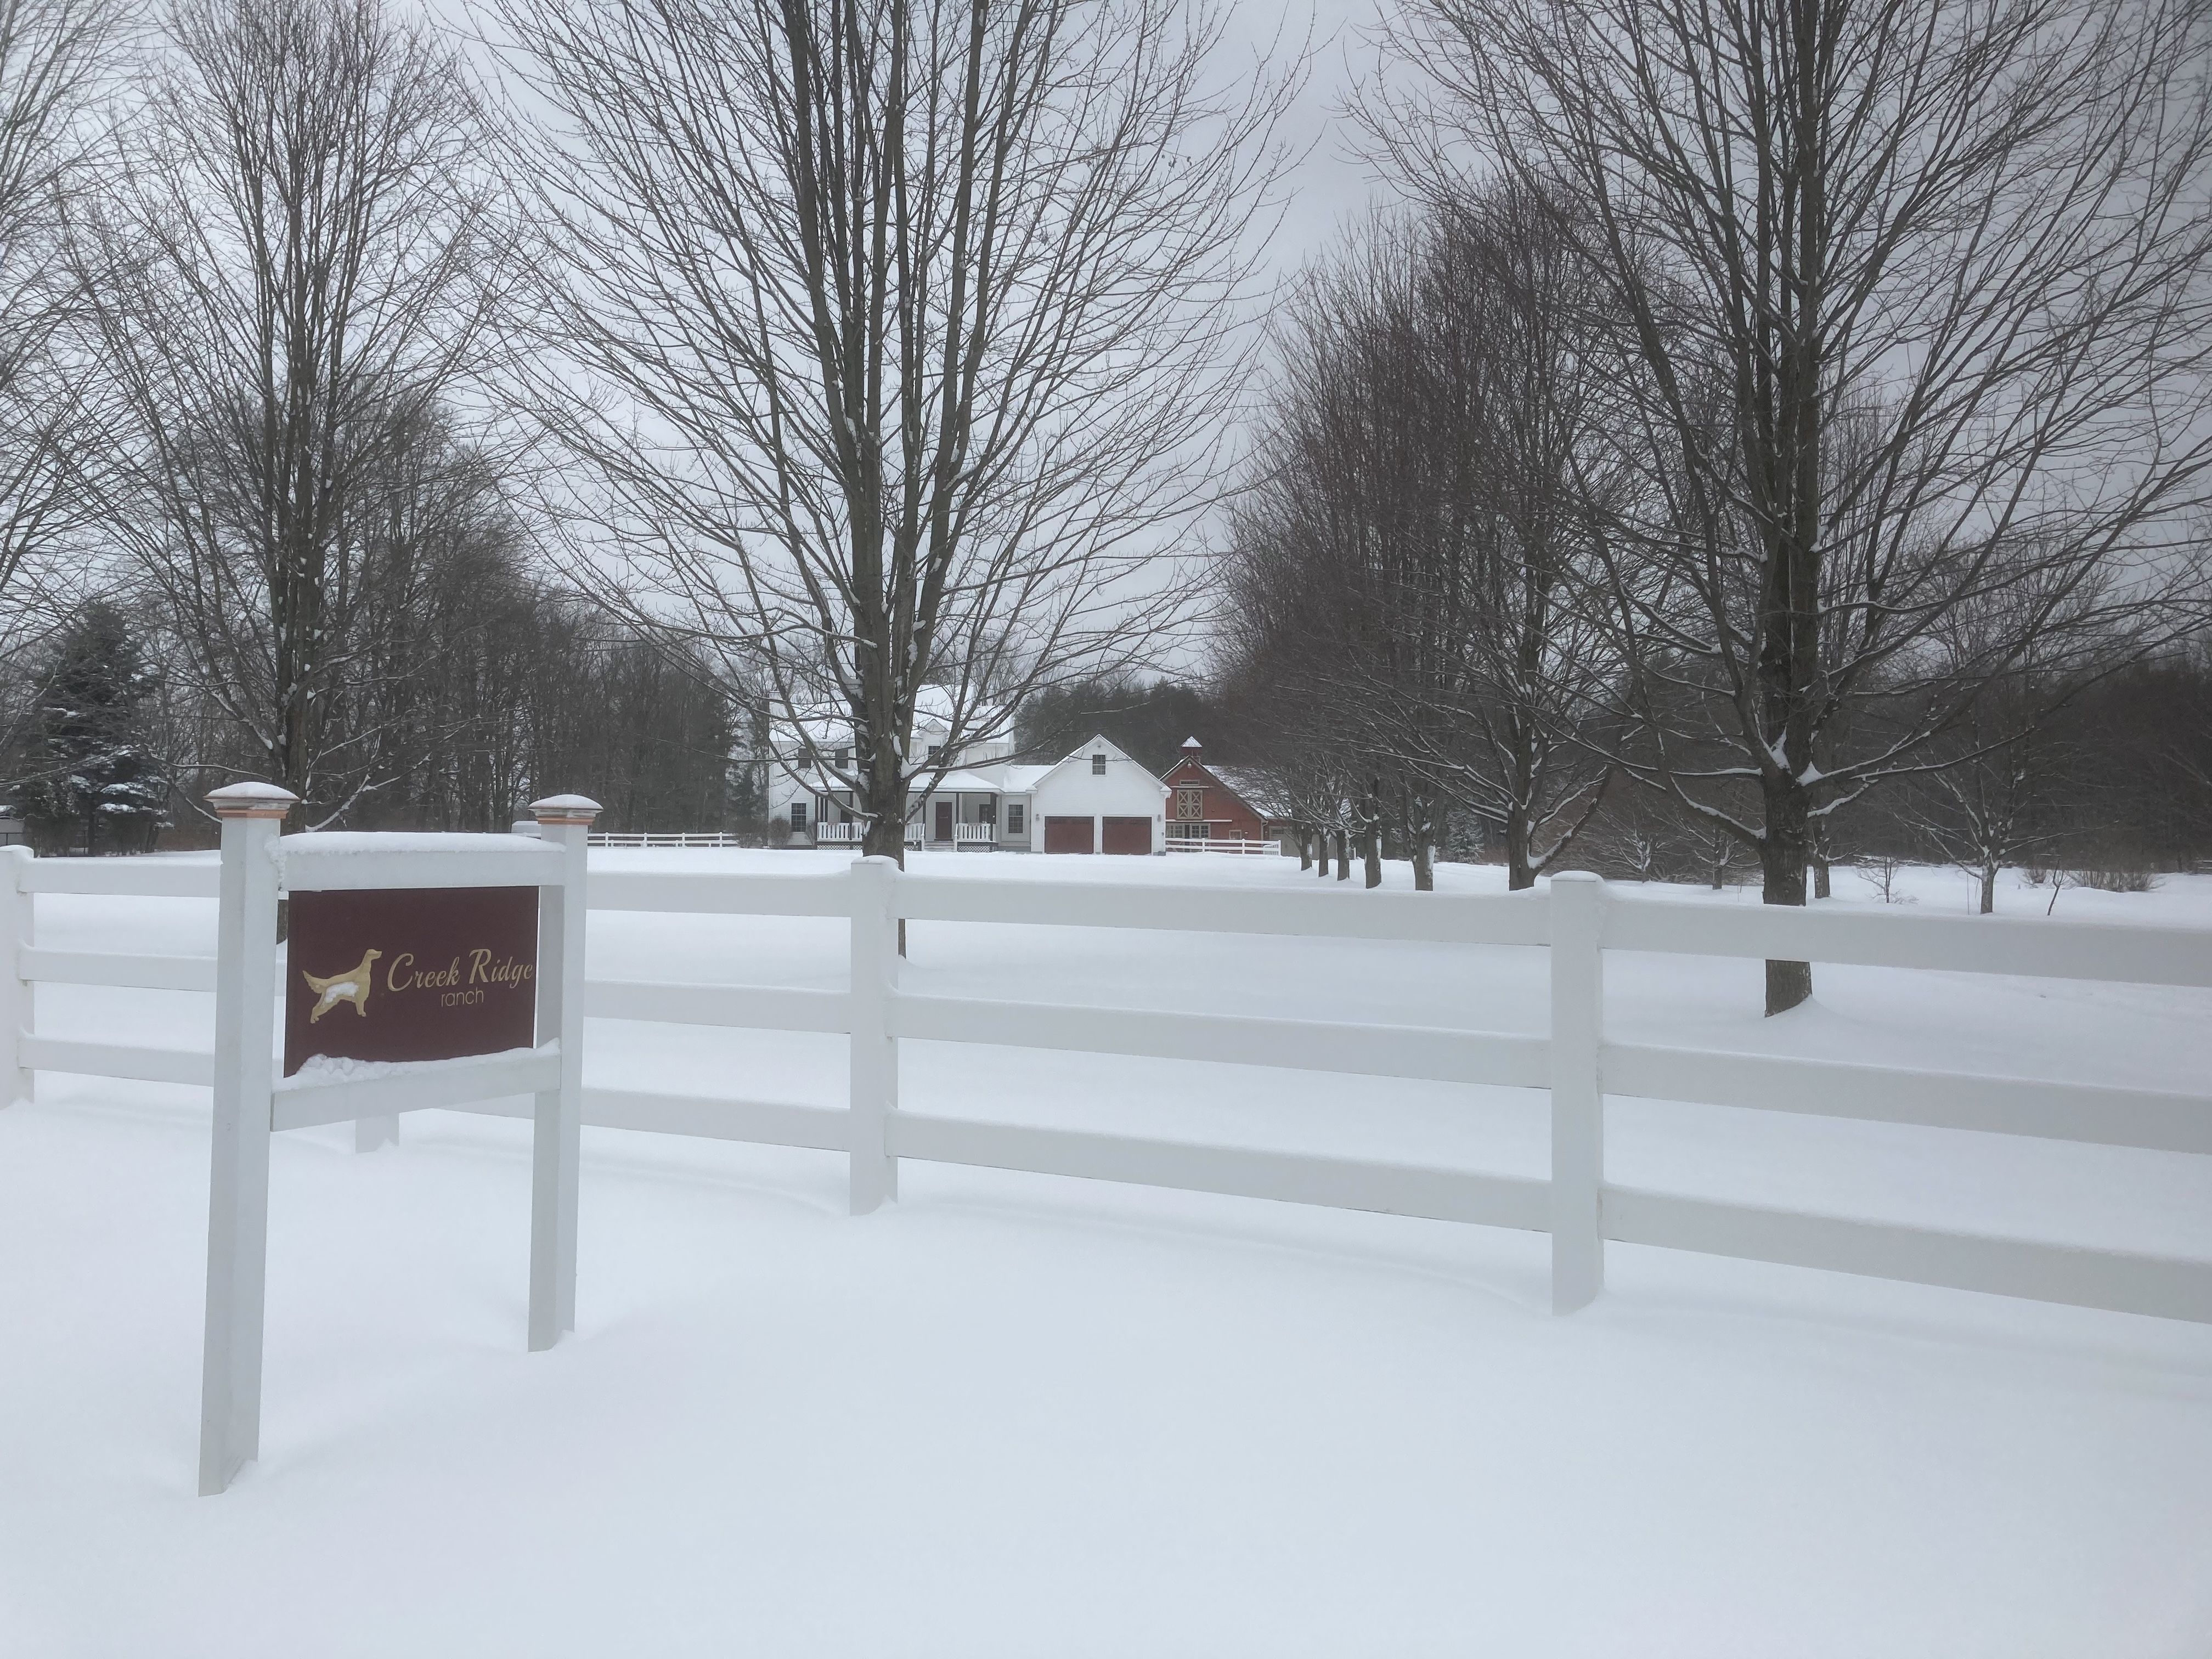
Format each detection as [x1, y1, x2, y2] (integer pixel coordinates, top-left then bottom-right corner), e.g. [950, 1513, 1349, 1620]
[772, 690, 1011, 755]
[1182, 736, 1203, 749]
[1210, 766, 1294, 819]
[915, 761, 1060, 794]
[921, 768, 1007, 793]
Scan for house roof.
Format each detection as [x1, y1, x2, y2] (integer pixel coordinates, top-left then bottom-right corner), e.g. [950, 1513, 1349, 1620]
[913, 761, 1056, 794]
[1031, 732, 1169, 796]
[769, 687, 1011, 757]
[782, 759, 1057, 798]
[1207, 765, 1295, 820]
[922, 768, 1007, 793]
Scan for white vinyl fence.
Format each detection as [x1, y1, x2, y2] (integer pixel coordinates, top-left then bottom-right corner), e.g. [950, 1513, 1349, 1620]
[586, 832, 745, 849]
[5, 848, 2210, 1322]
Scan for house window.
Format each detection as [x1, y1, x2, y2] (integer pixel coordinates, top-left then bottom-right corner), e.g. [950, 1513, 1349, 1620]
[928, 744, 944, 763]
[1007, 804, 1025, 834]
[1092, 753, 1107, 775]
[834, 747, 850, 768]
[978, 800, 996, 826]
[790, 800, 809, 830]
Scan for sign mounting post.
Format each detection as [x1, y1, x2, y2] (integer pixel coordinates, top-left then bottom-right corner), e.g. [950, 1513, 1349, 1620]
[199, 782, 292, 1498]
[528, 794, 599, 1350]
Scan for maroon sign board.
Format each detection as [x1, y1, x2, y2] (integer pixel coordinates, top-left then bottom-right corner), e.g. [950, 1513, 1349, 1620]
[284, 887, 540, 1077]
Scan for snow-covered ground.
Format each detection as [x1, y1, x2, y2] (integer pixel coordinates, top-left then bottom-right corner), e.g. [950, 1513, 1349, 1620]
[4, 852, 2209, 1656]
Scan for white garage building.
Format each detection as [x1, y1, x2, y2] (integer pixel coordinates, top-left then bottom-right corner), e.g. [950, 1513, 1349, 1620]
[1023, 735, 1169, 855]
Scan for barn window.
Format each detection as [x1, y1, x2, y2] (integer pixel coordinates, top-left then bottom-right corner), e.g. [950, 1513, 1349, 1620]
[1092, 753, 1107, 775]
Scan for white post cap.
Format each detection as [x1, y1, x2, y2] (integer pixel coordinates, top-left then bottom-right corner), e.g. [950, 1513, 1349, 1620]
[530, 793, 603, 826]
[206, 781, 299, 820]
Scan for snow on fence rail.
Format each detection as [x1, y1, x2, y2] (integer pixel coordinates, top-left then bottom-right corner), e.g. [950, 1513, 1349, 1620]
[586, 832, 744, 849]
[1165, 837, 1282, 855]
[6, 849, 2211, 1323]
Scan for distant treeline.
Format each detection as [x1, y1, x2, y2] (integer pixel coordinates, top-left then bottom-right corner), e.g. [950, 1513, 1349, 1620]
[3, 578, 761, 852]
[1028, 652, 2212, 888]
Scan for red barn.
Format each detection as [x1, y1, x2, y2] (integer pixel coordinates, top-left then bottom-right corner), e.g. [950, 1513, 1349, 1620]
[1159, 738, 1290, 849]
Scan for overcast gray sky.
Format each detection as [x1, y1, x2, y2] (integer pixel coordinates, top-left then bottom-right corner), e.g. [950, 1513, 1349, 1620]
[1226, 0, 1400, 292]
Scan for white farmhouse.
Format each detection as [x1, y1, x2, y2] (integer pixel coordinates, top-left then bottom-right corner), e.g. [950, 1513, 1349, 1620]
[766, 718, 1167, 854]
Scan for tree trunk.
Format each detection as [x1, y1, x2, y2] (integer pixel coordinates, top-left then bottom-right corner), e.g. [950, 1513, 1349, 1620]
[1335, 829, 1349, 880]
[1506, 811, 1533, 891]
[1759, 778, 1813, 1015]
[1298, 824, 1313, 871]
[1409, 793, 1434, 892]
[1979, 857, 1997, 915]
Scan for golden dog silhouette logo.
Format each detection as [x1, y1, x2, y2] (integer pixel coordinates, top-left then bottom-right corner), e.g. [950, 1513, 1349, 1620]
[301, 949, 382, 1023]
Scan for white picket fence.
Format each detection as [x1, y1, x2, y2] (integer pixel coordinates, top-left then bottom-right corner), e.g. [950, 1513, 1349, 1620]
[5, 848, 2210, 1322]
[1166, 836, 1283, 855]
[588, 832, 744, 849]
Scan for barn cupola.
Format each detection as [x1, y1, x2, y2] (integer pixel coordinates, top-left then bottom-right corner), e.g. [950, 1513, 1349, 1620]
[1180, 736, 1203, 766]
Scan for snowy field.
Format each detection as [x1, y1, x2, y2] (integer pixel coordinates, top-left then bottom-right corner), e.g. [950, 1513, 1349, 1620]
[3, 850, 2210, 1657]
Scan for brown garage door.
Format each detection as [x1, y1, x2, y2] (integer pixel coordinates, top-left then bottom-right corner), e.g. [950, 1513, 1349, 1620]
[1043, 816, 1094, 854]
[1101, 816, 1152, 855]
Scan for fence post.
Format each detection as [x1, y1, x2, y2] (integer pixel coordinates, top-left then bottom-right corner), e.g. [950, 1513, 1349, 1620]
[199, 781, 295, 1495]
[847, 855, 899, 1214]
[1549, 871, 1606, 1313]
[528, 794, 600, 1351]
[1, 845, 31, 1104]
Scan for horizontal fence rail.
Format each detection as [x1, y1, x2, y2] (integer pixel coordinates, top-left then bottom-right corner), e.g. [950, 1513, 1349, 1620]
[890, 995, 1552, 1087]
[1602, 895, 2212, 987]
[7, 846, 2210, 1325]
[1604, 1044, 2212, 1155]
[894, 873, 1555, 945]
[590, 833, 745, 849]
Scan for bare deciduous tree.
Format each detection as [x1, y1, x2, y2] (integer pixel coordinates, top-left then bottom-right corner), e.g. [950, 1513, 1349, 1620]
[0, 0, 122, 633]
[1221, 188, 1620, 890]
[1384, 0, 2212, 1010]
[494, 0, 1293, 859]
[84, 0, 519, 820]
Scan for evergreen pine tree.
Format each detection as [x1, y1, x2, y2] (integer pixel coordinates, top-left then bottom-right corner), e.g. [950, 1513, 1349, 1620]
[10, 605, 169, 854]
